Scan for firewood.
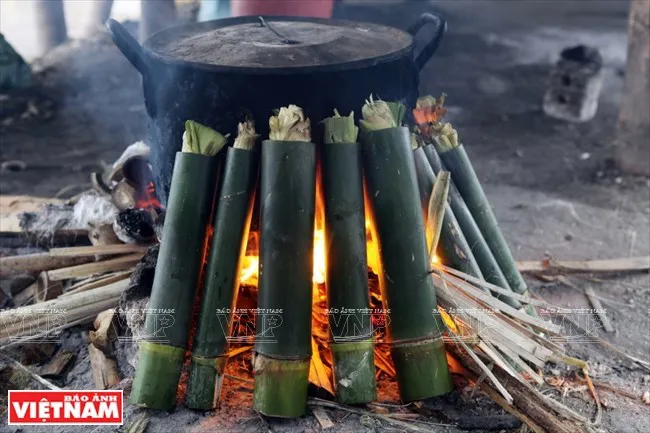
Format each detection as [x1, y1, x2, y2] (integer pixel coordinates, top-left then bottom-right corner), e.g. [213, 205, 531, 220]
[517, 256, 650, 274]
[50, 244, 147, 257]
[90, 309, 117, 354]
[35, 271, 65, 302]
[311, 406, 335, 430]
[88, 344, 120, 389]
[41, 253, 142, 282]
[0, 253, 93, 278]
[61, 272, 131, 298]
[585, 287, 614, 333]
[40, 350, 76, 378]
[0, 279, 129, 345]
[448, 346, 585, 433]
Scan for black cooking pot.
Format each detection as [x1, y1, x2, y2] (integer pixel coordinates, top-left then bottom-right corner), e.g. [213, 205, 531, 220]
[107, 14, 446, 202]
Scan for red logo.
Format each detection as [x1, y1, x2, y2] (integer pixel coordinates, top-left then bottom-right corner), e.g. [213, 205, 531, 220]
[8, 390, 123, 425]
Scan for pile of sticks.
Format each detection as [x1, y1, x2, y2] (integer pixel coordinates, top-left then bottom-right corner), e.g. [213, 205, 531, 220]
[0, 244, 146, 346]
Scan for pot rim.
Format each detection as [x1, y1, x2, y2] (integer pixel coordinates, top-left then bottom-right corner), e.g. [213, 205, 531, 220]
[141, 16, 416, 75]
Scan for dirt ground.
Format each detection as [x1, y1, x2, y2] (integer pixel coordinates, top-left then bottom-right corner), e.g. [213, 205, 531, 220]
[1, 1, 649, 432]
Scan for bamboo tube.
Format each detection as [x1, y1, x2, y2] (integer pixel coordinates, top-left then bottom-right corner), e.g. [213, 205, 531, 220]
[186, 121, 259, 410]
[0, 254, 93, 278]
[421, 144, 520, 307]
[439, 143, 527, 295]
[414, 95, 525, 299]
[254, 106, 315, 417]
[130, 121, 226, 410]
[359, 98, 451, 401]
[321, 111, 376, 404]
[413, 146, 484, 279]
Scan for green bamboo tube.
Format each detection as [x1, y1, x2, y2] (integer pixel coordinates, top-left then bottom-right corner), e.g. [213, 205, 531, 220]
[361, 126, 451, 401]
[439, 144, 527, 295]
[253, 126, 315, 417]
[421, 144, 521, 308]
[131, 151, 220, 410]
[413, 146, 484, 279]
[321, 112, 376, 404]
[253, 355, 310, 418]
[185, 138, 259, 409]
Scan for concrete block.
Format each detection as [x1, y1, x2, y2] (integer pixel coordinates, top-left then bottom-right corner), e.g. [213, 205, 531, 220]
[543, 45, 604, 123]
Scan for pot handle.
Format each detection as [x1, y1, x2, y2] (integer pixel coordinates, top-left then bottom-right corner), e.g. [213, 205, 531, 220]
[407, 13, 447, 71]
[106, 19, 148, 76]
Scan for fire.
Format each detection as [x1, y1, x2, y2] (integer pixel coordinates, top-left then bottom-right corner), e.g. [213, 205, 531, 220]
[239, 256, 259, 286]
[135, 181, 163, 211]
[238, 226, 326, 286]
[238, 217, 440, 287]
[312, 228, 326, 285]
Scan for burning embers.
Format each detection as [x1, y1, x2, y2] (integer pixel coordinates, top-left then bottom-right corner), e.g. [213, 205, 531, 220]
[90, 141, 163, 244]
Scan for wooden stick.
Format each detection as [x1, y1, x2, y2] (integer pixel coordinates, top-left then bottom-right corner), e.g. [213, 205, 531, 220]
[61, 271, 132, 298]
[311, 407, 334, 430]
[448, 346, 585, 433]
[44, 253, 142, 281]
[517, 256, 650, 274]
[0, 254, 93, 278]
[584, 287, 614, 333]
[89, 344, 120, 389]
[40, 350, 76, 378]
[50, 244, 148, 257]
[0, 355, 61, 390]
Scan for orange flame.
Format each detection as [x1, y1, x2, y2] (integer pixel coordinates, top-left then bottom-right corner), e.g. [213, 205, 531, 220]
[239, 223, 327, 286]
[135, 181, 163, 210]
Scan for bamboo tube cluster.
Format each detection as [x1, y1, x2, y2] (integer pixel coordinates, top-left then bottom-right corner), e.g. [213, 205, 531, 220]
[186, 121, 259, 410]
[359, 97, 452, 401]
[127, 96, 529, 414]
[413, 95, 527, 308]
[131, 121, 227, 410]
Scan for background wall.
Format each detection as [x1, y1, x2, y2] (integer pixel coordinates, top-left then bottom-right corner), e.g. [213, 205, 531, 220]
[1, 0, 140, 60]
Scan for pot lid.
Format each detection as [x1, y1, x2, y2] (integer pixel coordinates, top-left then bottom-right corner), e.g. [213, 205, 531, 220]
[144, 16, 413, 72]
